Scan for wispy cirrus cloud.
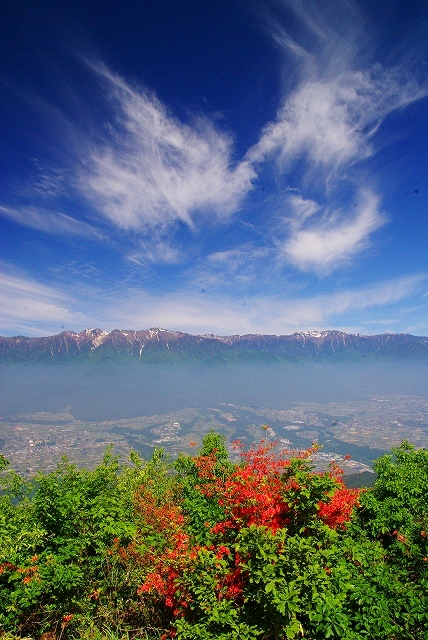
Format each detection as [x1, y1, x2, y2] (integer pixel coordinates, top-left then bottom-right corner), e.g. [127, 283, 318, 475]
[279, 189, 386, 273]
[189, 245, 273, 293]
[0, 268, 88, 335]
[27, 162, 67, 199]
[93, 272, 428, 336]
[127, 238, 183, 267]
[1, 261, 425, 338]
[3, 1, 427, 286]
[0, 205, 105, 239]
[245, 0, 428, 274]
[251, 1, 427, 176]
[248, 65, 424, 175]
[78, 62, 256, 233]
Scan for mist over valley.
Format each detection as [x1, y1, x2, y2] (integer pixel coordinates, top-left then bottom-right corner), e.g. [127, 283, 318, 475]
[1, 360, 428, 421]
[1, 358, 428, 477]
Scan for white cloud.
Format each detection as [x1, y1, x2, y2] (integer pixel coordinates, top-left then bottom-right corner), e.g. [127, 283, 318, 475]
[0, 205, 104, 239]
[189, 245, 273, 292]
[127, 238, 182, 266]
[248, 65, 425, 177]
[78, 63, 256, 233]
[250, 1, 427, 177]
[286, 195, 320, 223]
[28, 162, 67, 198]
[315, 274, 428, 318]
[280, 189, 386, 273]
[96, 273, 427, 336]
[207, 246, 269, 269]
[244, 1, 428, 274]
[12, 35, 425, 276]
[0, 264, 426, 337]
[0, 270, 88, 335]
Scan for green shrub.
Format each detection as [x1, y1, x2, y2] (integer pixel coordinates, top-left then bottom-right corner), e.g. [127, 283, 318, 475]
[1, 436, 428, 639]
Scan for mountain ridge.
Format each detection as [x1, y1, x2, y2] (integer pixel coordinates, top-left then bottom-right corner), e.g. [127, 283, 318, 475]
[1, 328, 428, 363]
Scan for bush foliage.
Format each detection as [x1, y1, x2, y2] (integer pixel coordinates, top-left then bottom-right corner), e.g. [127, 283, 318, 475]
[1, 436, 427, 639]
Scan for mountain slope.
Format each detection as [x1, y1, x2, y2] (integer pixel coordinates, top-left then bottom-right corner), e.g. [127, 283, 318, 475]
[1, 328, 428, 363]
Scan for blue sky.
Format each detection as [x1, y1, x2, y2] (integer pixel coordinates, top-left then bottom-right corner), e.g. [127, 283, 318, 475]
[1, 0, 428, 337]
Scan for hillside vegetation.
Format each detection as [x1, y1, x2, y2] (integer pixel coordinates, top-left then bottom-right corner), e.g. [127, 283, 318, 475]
[2, 329, 428, 363]
[1, 436, 428, 640]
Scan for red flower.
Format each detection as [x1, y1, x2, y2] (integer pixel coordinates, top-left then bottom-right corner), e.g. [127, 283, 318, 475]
[318, 484, 360, 529]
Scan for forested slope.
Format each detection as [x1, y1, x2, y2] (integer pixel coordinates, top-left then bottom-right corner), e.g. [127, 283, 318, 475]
[1, 436, 427, 639]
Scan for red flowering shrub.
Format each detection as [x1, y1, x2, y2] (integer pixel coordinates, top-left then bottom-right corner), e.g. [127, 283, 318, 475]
[2, 435, 427, 639]
[138, 435, 364, 638]
[318, 482, 361, 529]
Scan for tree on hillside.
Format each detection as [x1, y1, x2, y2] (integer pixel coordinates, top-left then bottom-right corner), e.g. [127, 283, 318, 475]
[0, 436, 427, 639]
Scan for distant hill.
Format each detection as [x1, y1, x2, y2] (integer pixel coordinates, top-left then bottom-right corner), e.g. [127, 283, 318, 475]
[343, 471, 377, 488]
[1, 328, 428, 363]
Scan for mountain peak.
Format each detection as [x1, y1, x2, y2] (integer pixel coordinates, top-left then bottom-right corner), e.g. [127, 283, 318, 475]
[1, 328, 427, 363]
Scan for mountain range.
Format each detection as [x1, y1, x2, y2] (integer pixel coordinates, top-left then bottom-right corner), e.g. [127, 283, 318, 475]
[1, 328, 428, 363]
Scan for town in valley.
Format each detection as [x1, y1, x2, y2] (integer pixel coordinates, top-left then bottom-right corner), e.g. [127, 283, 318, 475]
[2, 394, 428, 478]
